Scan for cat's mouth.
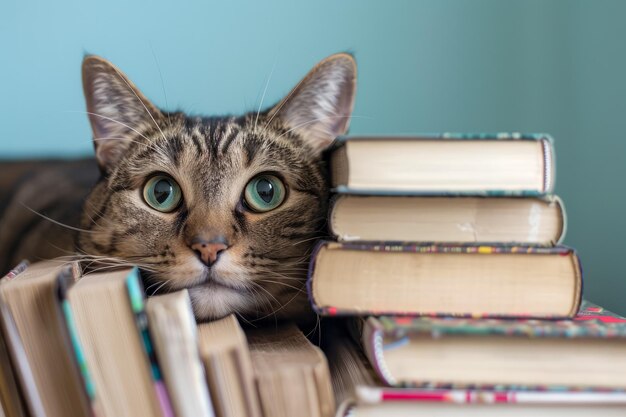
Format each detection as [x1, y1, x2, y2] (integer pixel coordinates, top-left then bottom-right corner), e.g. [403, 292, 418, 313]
[189, 275, 243, 292]
[140, 266, 245, 296]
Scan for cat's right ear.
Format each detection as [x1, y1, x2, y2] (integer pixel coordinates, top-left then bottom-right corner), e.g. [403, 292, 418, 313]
[82, 55, 165, 173]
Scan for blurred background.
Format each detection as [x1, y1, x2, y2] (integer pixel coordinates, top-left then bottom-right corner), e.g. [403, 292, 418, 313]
[2, 0, 625, 314]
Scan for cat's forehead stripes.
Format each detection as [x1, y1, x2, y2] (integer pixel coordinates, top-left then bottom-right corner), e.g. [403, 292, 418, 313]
[107, 115, 323, 205]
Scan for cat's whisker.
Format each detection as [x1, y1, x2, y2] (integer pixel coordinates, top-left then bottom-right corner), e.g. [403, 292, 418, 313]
[65, 111, 152, 143]
[273, 115, 370, 142]
[305, 314, 322, 341]
[256, 278, 307, 294]
[18, 202, 100, 234]
[262, 70, 311, 128]
[148, 279, 172, 295]
[247, 281, 305, 323]
[236, 312, 258, 328]
[247, 281, 281, 307]
[150, 44, 172, 126]
[254, 61, 276, 132]
[291, 235, 328, 246]
[110, 65, 169, 143]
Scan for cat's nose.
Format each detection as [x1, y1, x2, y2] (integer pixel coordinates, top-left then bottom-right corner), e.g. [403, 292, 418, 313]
[190, 237, 229, 267]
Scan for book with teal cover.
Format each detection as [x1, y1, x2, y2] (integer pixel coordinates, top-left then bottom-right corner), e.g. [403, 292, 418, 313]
[329, 132, 555, 196]
[124, 268, 175, 417]
[362, 301, 626, 390]
[57, 269, 96, 402]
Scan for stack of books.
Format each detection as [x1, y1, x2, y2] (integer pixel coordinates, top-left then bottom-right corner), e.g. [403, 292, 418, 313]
[2, 133, 626, 417]
[0, 262, 335, 417]
[309, 133, 626, 415]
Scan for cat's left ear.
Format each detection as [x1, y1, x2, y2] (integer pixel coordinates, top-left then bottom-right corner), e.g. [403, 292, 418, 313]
[82, 55, 165, 173]
[268, 53, 356, 153]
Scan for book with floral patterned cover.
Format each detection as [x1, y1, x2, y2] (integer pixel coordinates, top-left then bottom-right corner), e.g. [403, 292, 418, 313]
[329, 133, 555, 196]
[362, 301, 626, 390]
[308, 241, 582, 319]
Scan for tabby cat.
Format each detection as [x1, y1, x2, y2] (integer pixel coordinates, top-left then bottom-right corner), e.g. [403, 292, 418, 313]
[0, 53, 356, 321]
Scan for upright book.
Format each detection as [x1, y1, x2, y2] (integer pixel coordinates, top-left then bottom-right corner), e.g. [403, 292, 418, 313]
[361, 302, 626, 389]
[68, 267, 173, 417]
[0, 261, 91, 417]
[309, 242, 582, 318]
[146, 290, 215, 417]
[197, 315, 261, 417]
[246, 324, 335, 417]
[329, 134, 554, 195]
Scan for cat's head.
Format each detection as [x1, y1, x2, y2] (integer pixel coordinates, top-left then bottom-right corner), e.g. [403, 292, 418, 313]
[78, 54, 356, 321]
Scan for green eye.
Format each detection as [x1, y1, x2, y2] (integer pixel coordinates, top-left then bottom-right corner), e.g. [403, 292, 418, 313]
[142, 174, 183, 212]
[244, 174, 286, 213]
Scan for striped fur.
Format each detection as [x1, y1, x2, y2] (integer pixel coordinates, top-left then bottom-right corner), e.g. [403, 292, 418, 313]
[75, 54, 357, 321]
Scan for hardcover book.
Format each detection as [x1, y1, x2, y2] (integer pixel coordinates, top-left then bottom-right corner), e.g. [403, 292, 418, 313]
[325, 318, 626, 416]
[336, 401, 626, 416]
[68, 267, 172, 417]
[329, 195, 565, 245]
[197, 315, 262, 417]
[146, 290, 215, 417]
[0, 261, 91, 417]
[329, 133, 554, 195]
[246, 324, 335, 417]
[308, 242, 582, 318]
[361, 301, 626, 389]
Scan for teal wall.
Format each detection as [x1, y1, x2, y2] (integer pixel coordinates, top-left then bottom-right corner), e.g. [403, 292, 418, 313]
[2, 0, 626, 314]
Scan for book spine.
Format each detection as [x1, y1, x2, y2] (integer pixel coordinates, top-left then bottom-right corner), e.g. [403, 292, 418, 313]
[1, 260, 29, 282]
[541, 136, 556, 193]
[61, 299, 96, 401]
[125, 269, 175, 417]
[0, 294, 46, 417]
[361, 318, 397, 386]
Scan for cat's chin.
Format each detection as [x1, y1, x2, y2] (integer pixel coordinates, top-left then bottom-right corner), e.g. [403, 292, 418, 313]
[186, 280, 253, 320]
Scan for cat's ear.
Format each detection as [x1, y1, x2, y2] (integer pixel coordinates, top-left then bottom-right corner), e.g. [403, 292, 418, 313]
[82, 55, 165, 172]
[268, 53, 356, 153]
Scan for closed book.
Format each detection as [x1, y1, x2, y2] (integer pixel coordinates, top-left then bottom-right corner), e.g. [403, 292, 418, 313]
[336, 401, 626, 417]
[355, 386, 626, 405]
[329, 133, 554, 195]
[329, 195, 565, 245]
[308, 242, 582, 318]
[361, 301, 626, 390]
[338, 387, 626, 417]
[246, 324, 335, 417]
[68, 267, 169, 417]
[0, 261, 91, 417]
[197, 315, 261, 417]
[0, 265, 30, 417]
[146, 290, 215, 417]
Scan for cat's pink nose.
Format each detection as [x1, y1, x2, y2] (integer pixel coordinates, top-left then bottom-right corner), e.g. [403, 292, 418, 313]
[190, 239, 228, 267]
